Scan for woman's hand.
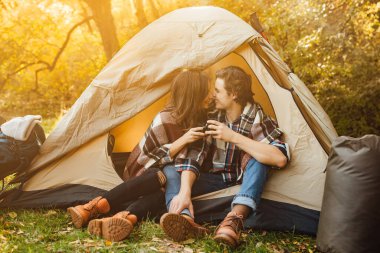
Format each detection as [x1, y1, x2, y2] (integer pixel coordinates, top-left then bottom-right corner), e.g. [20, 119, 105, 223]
[205, 120, 236, 143]
[182, 127, 205, 144]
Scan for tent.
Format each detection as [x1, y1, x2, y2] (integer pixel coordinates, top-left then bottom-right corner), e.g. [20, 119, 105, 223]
[0, 6, 337, 235]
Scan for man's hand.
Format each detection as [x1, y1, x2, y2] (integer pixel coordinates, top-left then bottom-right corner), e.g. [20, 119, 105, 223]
[169, 193, 194, 217]
[205, 120, 236, 143]
[182, 127, 206, 144]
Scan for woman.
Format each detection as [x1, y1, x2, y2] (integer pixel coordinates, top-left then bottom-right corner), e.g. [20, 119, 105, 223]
[67, 70, 211, 242]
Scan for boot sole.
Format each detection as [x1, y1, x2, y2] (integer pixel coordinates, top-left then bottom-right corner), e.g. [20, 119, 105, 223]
[213, 233, 238, 248]
[160, 213, 206, 242]
[67, 207, 84, 228]
[88, 217, 133, 242]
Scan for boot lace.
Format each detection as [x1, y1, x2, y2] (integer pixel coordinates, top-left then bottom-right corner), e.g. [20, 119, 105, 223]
[83, 197, 102, 218]
[217, 213, 244, 233]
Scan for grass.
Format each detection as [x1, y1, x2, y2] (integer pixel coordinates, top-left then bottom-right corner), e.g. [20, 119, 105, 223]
[0, 208, 318, 253]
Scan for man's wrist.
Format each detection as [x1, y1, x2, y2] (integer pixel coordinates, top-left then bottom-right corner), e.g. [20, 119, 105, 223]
[178, 190, 191, 198]
[229, 131, 239, 144]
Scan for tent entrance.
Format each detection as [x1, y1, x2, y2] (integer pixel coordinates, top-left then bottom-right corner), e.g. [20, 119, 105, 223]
[111, 45, 276, 153]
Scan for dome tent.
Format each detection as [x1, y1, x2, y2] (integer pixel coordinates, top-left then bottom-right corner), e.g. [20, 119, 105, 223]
[0, 6, 337, 235]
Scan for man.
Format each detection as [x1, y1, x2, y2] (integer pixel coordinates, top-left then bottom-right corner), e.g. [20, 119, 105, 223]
[160, 66, 289, 248]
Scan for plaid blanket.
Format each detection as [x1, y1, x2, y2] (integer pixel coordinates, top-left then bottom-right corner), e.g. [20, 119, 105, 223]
[207, 102, 285, 182]
[123, 109, 208, 180]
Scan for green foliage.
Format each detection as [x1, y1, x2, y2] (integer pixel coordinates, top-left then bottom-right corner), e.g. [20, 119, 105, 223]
[0, 209, 317, 252]
[0, 0, 106, 120]
[255, 0, 380, 136]
[0, 0, 379, 137]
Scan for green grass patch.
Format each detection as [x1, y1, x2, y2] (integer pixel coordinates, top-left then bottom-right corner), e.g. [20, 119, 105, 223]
[0, 209, 318, 252]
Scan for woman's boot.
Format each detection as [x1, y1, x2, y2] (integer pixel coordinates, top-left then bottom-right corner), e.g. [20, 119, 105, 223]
[67, 196, 111, 228]
[88, 211, 137, 241]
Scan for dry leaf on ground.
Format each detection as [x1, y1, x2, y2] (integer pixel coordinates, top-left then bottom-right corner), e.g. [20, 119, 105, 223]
[8, 212, 17, 219]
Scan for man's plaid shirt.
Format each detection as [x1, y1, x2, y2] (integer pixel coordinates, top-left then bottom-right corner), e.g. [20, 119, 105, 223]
[206, 102, 289, 184]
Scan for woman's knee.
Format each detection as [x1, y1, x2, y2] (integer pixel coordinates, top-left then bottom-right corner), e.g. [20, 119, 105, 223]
[163, 165, 179, 180]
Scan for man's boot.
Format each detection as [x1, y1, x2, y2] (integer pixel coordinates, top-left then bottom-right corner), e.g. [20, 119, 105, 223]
[67, 196, 110, 228]
[160, 213, 209, 242]
[88, 211, 137, 242]
[213, 212, 244, 248]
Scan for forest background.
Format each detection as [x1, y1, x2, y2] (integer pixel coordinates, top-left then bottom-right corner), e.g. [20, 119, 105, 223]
[0, 0, 379, 137]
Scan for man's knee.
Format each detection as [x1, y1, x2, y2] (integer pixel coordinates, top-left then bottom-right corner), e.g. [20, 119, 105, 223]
[245, 158, 269, 171]
[163, 165, 179, 180]
[243, 158, 269, 182]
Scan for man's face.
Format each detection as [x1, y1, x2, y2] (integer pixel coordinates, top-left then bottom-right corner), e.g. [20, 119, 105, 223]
[213, 78, 236, 110]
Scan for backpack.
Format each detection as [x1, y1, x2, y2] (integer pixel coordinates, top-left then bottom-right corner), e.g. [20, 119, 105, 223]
[0, 123, 45, 188]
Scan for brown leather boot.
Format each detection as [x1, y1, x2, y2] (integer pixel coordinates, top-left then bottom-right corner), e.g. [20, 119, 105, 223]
[160, 213, 209, 242]
[67, 196, 110, 228]
[213, 212, 244, 248]
[88, 211, 137, 242]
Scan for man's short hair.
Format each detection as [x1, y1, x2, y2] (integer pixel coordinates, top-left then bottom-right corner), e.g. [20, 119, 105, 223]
[215, 66, 254, 106]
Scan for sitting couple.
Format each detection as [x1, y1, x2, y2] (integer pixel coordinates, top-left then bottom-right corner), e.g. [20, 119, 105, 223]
[67, 66, 289, 248]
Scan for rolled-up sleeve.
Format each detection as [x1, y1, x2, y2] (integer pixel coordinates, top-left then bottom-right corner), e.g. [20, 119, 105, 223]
[173, 137, 210, 178]
[270, 140, 290, 169]
[157, 144, 174, 165]
[174, 158, 201, 178]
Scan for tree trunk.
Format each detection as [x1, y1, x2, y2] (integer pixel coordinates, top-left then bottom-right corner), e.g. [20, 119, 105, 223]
[84, 0, 119, 61]
[147, 0, 159, 19]
[132, 0, 148, 29]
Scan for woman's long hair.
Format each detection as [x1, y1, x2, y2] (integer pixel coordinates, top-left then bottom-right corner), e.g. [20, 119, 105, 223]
[168, 70, 209, 130]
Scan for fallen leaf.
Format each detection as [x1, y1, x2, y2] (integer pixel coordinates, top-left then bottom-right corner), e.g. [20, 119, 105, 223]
[8, 212, 17, 219]
[4, 229, 16, 235]
[45, 210, 57, 216]
[152, 237, 161, 242]
[261, 231, 267, 236]
[184, 247, 193, 253]
[69, 239, 81, 245]
[181, 238, 195, 244]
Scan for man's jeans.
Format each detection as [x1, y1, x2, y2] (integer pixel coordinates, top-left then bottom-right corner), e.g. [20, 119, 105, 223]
[163, 158, 269, 217]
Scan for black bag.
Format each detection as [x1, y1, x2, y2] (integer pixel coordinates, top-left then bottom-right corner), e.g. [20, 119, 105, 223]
[0, 124, 45, 183]
[317, 135, 380, 253]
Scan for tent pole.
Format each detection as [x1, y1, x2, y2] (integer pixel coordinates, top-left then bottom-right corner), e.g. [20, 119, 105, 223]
[249, 13, 269, 43]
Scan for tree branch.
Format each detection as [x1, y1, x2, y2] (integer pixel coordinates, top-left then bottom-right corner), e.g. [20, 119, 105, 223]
[1, 16, 94, 93]
[49, 16, 94, 71]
